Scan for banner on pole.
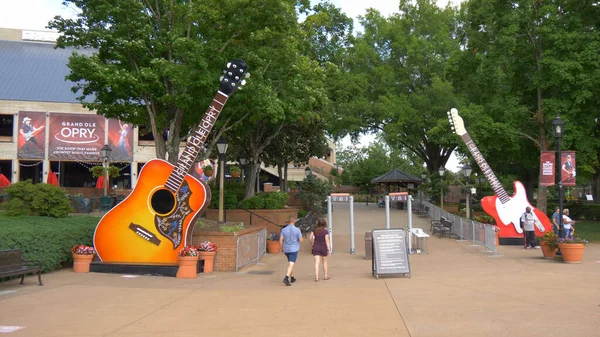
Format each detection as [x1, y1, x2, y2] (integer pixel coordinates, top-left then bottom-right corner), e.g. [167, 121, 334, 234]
[389, 192, 408, 201]
[561, 151, 576, 186]
[539, 151, 555, 187]
[17, 111, 46, 159]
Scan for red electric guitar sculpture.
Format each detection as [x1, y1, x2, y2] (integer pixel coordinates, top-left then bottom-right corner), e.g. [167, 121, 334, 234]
[447, 108, 550, 241]
[94, 59, 249, 264]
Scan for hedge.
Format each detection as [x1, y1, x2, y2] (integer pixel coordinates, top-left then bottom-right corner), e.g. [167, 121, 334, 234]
[0, 214, 99, 273]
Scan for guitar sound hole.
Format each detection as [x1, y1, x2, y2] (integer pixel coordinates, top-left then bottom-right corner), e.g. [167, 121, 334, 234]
[151, 189, 176, 215]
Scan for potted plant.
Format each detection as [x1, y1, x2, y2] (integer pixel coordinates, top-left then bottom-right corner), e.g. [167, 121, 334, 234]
[90, 165, 121, 178]
[203, 164, 213, 177]
[176, 245, 199, 278]
[197, 241, 217, 273]
[72, 245, 95, 273]
[538, 231, 559, 259]
[230, 165, 241, 179]
[266, 232, 281, 254]
[557, 237, 588, 263]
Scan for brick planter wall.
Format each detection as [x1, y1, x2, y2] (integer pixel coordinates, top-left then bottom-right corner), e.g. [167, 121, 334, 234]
[205, 208, 298, 234]
[192, 224, 266, 272]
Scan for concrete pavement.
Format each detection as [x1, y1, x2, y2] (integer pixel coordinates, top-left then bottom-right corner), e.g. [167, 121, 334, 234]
[1, 202, 599, 337]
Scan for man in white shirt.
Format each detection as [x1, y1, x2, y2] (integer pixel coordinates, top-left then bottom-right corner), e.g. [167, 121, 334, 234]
[520, 207, 538, 249]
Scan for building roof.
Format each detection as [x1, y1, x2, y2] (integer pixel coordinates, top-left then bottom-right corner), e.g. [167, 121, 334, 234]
[370, 169, 424, 184]
[0, 39, 94, 103]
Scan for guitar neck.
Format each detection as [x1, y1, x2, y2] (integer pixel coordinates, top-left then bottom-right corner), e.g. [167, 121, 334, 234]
[164, 91, 229, 192]
[460, 133, 510, 203]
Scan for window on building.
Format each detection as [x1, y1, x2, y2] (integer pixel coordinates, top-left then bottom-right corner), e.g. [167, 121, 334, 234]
[0, 114, 14, 138]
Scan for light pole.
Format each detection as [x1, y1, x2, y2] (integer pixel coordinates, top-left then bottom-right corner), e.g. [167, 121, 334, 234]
[552, 116, 564, 238]
[100, 144, 112, 197]
[462, 164, 473, 220]
[216, 137, 228, 223]
[239, 156, 247, 184]
[438, 166, 445, 210]
[420, 172, 427, 202]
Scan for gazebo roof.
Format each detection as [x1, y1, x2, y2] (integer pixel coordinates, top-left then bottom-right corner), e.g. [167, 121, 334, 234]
[370, 169, 424, 184]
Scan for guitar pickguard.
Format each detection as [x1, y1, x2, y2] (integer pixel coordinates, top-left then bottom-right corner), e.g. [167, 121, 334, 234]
[154, 181, 194, 249]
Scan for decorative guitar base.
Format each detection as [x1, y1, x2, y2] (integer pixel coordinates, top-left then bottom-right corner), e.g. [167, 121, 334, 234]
[499, 237, 531, 246]
[89, 261, 206, 277]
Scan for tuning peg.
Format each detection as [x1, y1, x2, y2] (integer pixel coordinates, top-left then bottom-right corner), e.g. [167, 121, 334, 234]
[219, 76, 224, 81]
[232, 64, 238, 68]
[235, 76, 240, 80]
[227, 62, 231, 68]
[228, 71, 233, 76]
[245, 73, 250, 78]
[241, 80, 246, 86]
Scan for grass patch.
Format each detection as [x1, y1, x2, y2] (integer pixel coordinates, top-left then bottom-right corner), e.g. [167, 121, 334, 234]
[0, 213, 100, 272]
[572, 220, 600, 242]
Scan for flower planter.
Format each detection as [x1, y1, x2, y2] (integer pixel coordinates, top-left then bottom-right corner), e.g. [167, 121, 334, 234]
[539, 241, 558, 259]
[267, 240, 280, 254]
[198, 251, 216, 273]
[557, 243, 585, 264]
[73, 254, 94, 273]
[231, 171, 241, 179]
[176, 256, 199, 278]
[495, 232, 500, 246]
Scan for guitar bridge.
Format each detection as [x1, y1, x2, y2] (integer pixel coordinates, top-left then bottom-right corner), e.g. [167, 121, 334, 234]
[129, 223, 161, 246]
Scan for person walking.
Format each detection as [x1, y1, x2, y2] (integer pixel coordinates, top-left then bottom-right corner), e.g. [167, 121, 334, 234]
[308, 218, 331, 282]
[551, 206, 561, 235]
[279, 216, 302, 286]
[520, 207, 537, 249]
[562, 208, 575, 238]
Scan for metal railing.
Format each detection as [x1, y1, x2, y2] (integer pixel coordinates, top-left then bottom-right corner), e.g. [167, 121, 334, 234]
[416, 200, 498, 255]
[236, 227, 267, 272]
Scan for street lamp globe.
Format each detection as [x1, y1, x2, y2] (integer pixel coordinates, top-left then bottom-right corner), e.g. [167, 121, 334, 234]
[305, 166, 312, 177]
[216, 137, 228, 155]
[101, 144, 112, 160]
[421, 172, 427, 180]
[552, 116, 564, 138]
[462, 164, 472, 178]
[438, 166, 445, 177]
[239, 156, 247, 165]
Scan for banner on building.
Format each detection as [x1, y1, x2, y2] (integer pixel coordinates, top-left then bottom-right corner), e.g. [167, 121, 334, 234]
[561, 151, 576, 186]
[48, 113, 106, 160]
[539, 151, 555, 187]
[17, 111, 46, 159]
[107, 119, 133, 162]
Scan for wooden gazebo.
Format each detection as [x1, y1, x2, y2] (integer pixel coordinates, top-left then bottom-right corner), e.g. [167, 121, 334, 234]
[370, 169, 424, 193]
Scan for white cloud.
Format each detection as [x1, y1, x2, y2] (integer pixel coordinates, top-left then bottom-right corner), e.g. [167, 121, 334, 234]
[0, 0, 78, 31]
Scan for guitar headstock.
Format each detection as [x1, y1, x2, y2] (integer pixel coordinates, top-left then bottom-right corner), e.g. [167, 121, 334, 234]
[219, 59, 249, 96]
[447, 108, 467, 136]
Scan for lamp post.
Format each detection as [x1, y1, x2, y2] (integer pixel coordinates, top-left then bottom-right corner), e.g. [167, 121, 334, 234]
[216, 137, 228, 223]
[239, 156, 247, 184]
[420, 172, 427, 202]
[305, 166, 312, 178]
[100, 144, 112, 197]
[438, 166, 445, 210]
[552, 116, 564, 238]
[462, 164, 473, 220]
[470, 187, 476, 220]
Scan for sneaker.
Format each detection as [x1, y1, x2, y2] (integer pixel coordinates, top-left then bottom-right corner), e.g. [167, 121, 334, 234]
[290, 277, 296, 283]
[283, 276, 291, 286]
[525, 246, 531, 250]
[534, 246, 541, 249]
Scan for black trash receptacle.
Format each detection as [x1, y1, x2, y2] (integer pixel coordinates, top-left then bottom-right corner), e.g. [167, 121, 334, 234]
[365, 231, 373, 260]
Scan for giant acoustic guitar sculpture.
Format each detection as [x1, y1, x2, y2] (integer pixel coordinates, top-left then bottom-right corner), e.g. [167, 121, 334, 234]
[94, 59, 249, 264]
[447, 108, 550, 240]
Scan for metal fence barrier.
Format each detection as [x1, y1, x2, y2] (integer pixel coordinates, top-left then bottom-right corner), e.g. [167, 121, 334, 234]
[416, 200, 498, 255]
[236, 228, 267, 272]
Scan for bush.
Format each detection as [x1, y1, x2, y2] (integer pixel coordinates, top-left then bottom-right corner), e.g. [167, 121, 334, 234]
[296, 175, 332, 213]
[2, 180, 72, 217]
[0, 214, 99, 273]
[209, 181, 246, 210]
[238, 192, 289, 210]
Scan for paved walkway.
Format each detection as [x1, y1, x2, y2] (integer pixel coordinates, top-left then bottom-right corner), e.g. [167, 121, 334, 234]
[1, 202, 599, 337]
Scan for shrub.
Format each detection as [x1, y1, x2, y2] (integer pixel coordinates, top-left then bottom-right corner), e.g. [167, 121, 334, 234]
[0, 214, 99, 273]
[209, 181, 246, 209]
[2, 180, 72, 217]
[238, 192, 289, 210]
[296, 175, 331, 213]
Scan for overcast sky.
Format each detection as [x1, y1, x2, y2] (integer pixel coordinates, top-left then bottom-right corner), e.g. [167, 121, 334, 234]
[0, 0, 464, 170]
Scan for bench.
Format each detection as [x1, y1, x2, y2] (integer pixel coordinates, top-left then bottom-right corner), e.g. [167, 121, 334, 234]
[430, 216, 446, 236]
[439, 218, 454, 238]
[0, 249, 43, 286]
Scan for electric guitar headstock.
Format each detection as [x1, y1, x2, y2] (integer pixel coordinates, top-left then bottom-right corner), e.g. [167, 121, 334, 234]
[219, 59, 249, 96]
[447, 108, 467, 136]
